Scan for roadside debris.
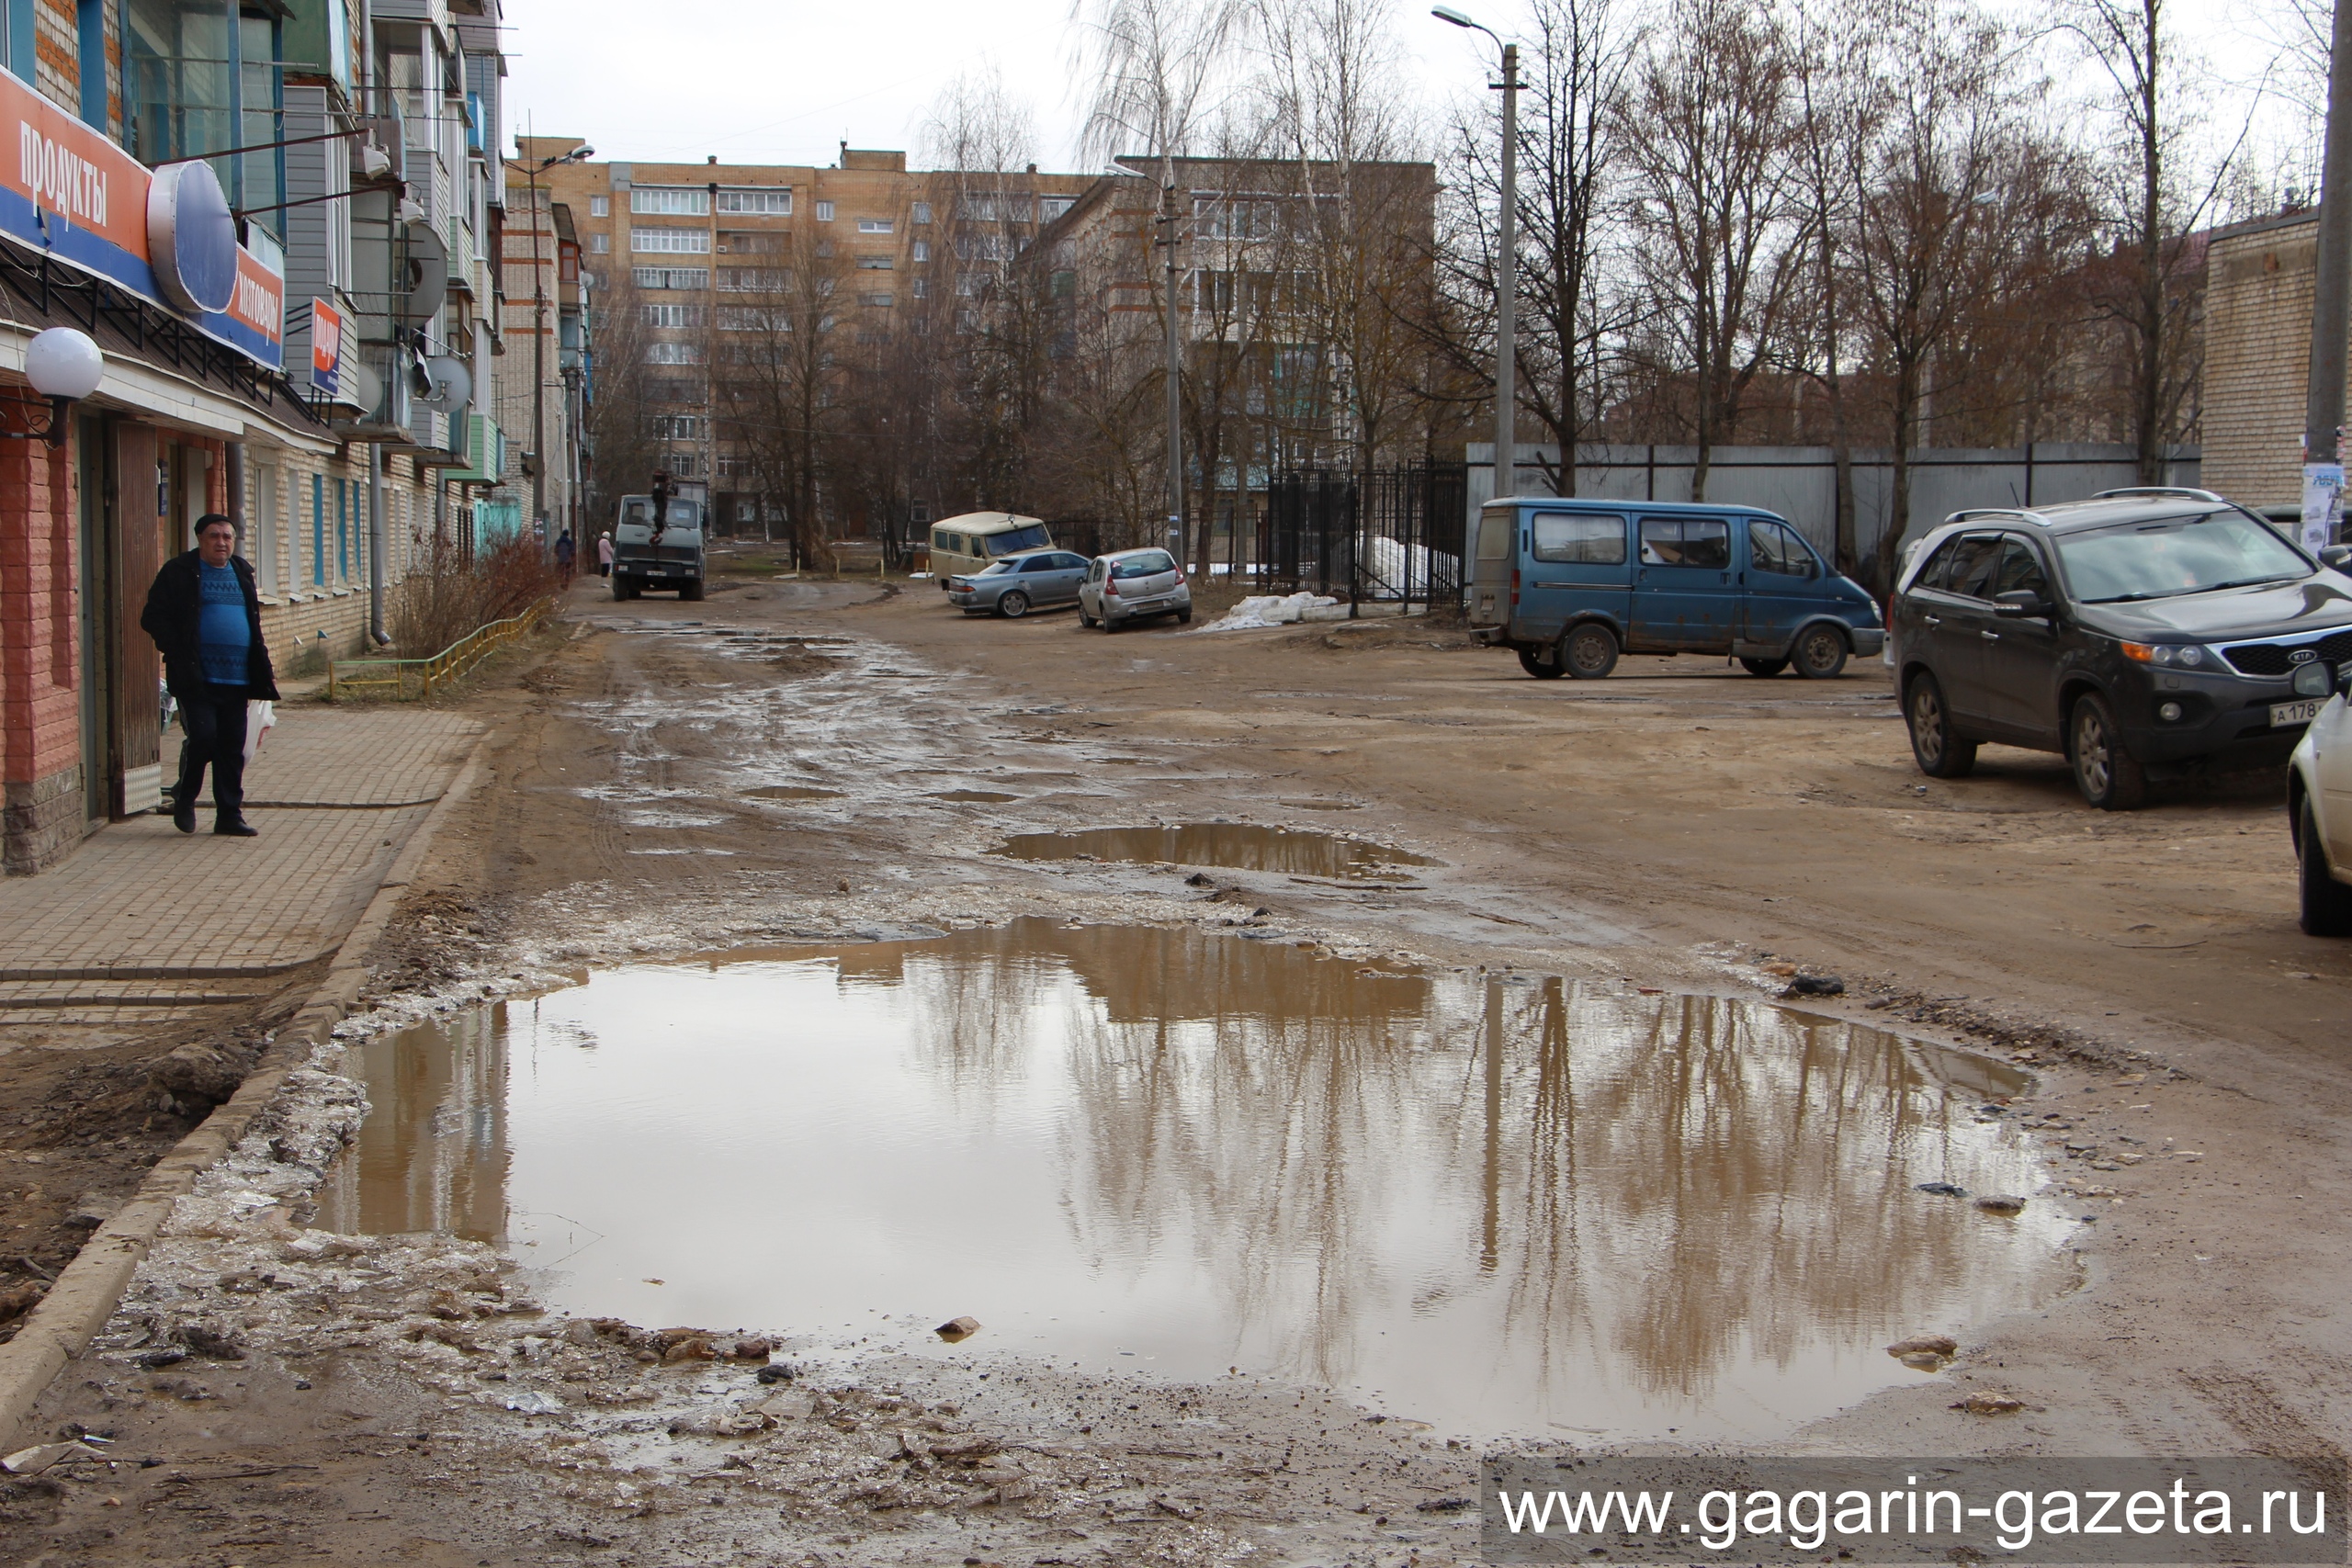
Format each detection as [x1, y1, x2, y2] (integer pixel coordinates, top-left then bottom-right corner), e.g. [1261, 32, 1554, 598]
[1951, 1391, 2029, 1416]
[1886, 1334, 1960, 1371]
[1915, 1181, 1968, 1198]
[936, 1315, 981, 1342]
[1973, 1195, 2028, 1216]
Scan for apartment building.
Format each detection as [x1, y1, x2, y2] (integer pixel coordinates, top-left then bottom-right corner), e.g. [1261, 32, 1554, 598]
[0, 0, 523, 874]
[526, 139, 1091, 533]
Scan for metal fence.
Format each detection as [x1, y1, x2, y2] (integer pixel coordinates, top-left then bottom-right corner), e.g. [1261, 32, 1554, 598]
[327, 600, 550, 701]
[1258, 462, 1467, 610]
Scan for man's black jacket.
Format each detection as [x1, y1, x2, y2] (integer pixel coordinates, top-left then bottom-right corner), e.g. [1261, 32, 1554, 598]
[140, 550, 281, 701]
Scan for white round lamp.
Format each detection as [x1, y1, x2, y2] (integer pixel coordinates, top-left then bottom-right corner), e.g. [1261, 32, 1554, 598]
[26, 327, 103, 400]
[12, 326, 102, 447]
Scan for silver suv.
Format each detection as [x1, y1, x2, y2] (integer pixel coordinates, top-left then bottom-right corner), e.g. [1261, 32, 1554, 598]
[1080, 549, 1192, 630]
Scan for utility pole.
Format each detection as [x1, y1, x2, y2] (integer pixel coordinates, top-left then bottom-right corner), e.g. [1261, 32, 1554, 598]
[2304, 0, 2352, 550]
[1158, 174, 1186, 565]
[510, 143, 593, 549]
[1495, 40, 1520, 501]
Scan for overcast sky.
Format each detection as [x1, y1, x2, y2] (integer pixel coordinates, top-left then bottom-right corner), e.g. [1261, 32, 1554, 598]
[499, 0, 2297, 185]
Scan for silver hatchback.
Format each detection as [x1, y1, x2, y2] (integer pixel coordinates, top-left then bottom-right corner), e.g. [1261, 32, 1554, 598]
[1079, 548, 1193, 630]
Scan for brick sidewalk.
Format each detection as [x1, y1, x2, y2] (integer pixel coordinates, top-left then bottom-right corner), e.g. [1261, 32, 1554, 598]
[0, 708, 479, 1023]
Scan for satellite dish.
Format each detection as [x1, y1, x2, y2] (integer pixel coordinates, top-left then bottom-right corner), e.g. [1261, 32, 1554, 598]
[342, 360, 383, 415]
[417, 355, 471, 414]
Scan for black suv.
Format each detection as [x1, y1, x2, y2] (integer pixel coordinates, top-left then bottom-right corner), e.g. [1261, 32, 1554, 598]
[1892, 489, 2352, 809]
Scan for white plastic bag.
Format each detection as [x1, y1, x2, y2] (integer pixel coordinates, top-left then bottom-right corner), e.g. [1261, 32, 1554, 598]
[244, 699, 276, 763]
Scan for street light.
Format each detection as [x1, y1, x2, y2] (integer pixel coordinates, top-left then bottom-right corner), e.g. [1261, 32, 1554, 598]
[1432, 6, 1521, 500]
[505, 142, 595, 545]
[6, 328, 105, 447]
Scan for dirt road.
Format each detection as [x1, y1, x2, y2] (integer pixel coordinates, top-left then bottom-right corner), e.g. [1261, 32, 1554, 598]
[8, 558, 2347, 1565]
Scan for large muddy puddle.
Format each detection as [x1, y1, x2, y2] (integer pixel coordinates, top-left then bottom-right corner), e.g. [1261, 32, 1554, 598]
[322, 920, 2072, 1439]
[994, 824, 1434, 879]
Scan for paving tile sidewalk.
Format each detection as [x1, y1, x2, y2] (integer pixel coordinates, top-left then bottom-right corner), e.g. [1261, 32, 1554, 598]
[0, 710, 480, 1002]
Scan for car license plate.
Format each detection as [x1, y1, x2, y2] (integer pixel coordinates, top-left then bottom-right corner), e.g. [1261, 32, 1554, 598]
[2272, 698, 2324, 728]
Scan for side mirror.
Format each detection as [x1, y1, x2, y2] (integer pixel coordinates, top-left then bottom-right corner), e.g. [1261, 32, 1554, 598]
[2319, 544, 2352, 570]
[2291, 661, 2337, 699]
[1992, 589, 2051, 618]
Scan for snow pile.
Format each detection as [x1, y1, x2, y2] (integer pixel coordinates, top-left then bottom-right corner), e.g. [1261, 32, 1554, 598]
[1201, 592, 1339, 631]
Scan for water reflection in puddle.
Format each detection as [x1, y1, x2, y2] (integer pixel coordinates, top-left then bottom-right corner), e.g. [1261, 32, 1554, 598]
[322, 920, 2071, 1439]
[932, 790, 1021, 804]
[995, 824, 1434, 878]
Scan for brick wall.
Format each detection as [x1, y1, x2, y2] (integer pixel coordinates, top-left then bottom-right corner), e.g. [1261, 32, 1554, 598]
[2204, 216, 2352, 508]
[0, 400, 83, 873]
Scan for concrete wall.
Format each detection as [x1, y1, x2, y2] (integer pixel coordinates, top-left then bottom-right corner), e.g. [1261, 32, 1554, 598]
[1465, 443, 2204, 566]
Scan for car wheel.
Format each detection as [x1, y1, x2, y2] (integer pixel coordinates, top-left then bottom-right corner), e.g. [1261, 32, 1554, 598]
[613, 578, 634, 602]
[2301, 795, 2352, 936]
[2069, 691, 2147, 810]
[1564, 623, 1619, 679]
[1792, 625, 1849, 679]
[1176, 607, 1193, 625]
[1518, 644, 1567, 680]
[1080, 610, 1096, 627]
[1905, 671, 1977, 778]
[1739, 657, 1789, 677]
[680, 577, 705, 603]
[998, 591, 1030, 619]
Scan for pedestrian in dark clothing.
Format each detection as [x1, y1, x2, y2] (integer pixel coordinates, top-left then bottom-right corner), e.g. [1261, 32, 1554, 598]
[554, 527, 577, 585]
[141, 513, 279, 838]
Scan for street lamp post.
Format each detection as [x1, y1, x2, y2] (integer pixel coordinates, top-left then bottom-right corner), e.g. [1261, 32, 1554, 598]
[1155, 173, 1186, 564]
[507, 143, 594, 546]
[1433, 6, 1520, 501]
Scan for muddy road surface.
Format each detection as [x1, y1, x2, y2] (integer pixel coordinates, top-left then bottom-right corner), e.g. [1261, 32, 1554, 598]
[9, 562, 2349, 1566]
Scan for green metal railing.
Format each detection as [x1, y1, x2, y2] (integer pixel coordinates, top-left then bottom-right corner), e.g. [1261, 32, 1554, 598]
[327, 600, 550, 701]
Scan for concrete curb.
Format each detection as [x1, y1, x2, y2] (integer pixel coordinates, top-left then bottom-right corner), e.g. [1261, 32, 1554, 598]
[0, 739, 491, 1447]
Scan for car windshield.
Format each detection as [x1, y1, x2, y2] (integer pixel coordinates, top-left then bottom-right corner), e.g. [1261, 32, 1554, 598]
[977, 560, 1016, 575]
[2055, 512, 2311, 604]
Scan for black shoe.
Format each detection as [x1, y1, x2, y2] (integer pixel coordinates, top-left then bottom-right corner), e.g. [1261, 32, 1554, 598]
[171, 793, 196, 834]
[213, 818, 258, 838]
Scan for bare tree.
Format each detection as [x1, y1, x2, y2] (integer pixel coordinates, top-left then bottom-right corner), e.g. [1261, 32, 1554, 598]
[712, 231, 852, 568]
[1618, 0, 1806, 501]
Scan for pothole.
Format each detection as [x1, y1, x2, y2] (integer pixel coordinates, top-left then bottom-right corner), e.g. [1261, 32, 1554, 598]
[741, 785, 843, 803]
[993, 824, 1434, 879]
[321, 920, 2072, 1440]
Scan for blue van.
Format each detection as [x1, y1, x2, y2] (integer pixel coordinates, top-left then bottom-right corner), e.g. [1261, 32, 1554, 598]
[1465, 498, 1885, 679]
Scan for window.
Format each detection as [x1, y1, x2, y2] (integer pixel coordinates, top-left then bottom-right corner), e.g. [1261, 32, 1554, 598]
[1112, 550, 1173, 578]
[648, 378, 706, 403]
[127, 1, 288, 237]
[857, 218, 892, 234]
[815, 198, 834, 221]
[717, 306, 783, 331]
[1636, 517, 1729, 570]
[1532, 513, 1627, 565]
[589, 232, 610, 254]
[860, 292, 893, 308]
[911, 276, 927, 299]
[1993, 538, 2050, 598]
[633, 266, 708, 289]
[717, 188, 792, 214]
[310, 472, 323, 585]
[640, 303, 705, 328]
[1747, 519, 1817, 578]
[717, 266, 788, 292]
[1041, 196, 1073, 221]
[910, 201, 932, 224]
[632, 227, 710, 254]
[76, 0, 106, 125]
[1195, 196, 1284, 242]
[987, 525, 1053, 557]
[956, 232, 1013, 263]
[911, 240, 930, 263]
[1936, 535, 2005, 599]
[631, 187, 710, 215]
[646, 341, 704, 365]
[956, 271, 986, 296]
[718, 230, 778, 254]
[590, 195, 610, 217]
[857, 256, 894, 271]
[1050, 269, 1075, 298]
[650, 414, 706, 440]
[2053, 513, 2306, 604]
[960, 194, 1032, 223]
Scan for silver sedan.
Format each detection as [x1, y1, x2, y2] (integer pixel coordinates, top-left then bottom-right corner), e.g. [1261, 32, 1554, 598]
[945, 549, 1091, 617]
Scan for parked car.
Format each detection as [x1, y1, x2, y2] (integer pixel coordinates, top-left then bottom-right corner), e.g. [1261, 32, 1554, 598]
[1079, 548, 1192, 629]
[1465, 498, 1883, 679]
[929, 512, 1054, 587]
[945, 549, 1091, 617]
[1893, 487, 2352, 809]
[2289, 657, 2352, 934]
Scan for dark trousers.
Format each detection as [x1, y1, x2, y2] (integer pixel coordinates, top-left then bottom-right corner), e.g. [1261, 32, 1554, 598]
[174, 688, 249, 825]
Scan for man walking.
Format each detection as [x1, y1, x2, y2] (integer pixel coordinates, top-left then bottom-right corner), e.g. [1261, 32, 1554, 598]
[554, 526, 577, 585]
[141, 513, 278, 838]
